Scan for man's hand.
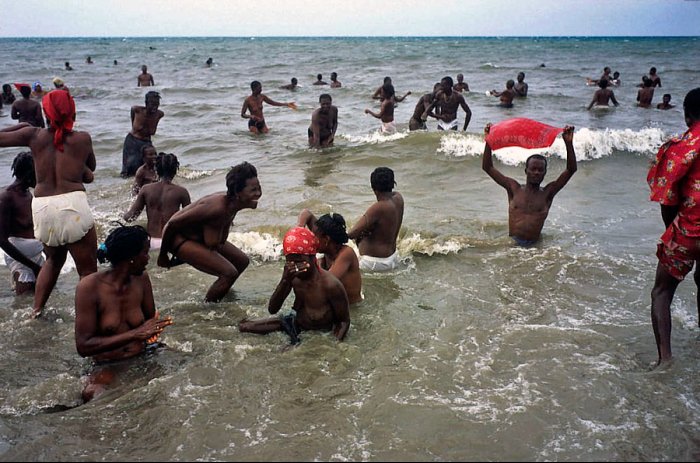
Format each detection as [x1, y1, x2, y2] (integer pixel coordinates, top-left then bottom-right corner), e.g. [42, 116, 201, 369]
[562, 125, 574, 144]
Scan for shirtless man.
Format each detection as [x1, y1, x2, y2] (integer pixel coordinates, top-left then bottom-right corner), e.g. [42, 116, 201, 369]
[157, 162, 261, 302]
[238, 227, 350, 344]
[348, 167, 404, 271]
[648, 67, 662, 88]
[0, 89, 97, 318]
[428, 76, 472, 131]
[121, 91, 163, 178]
[514, 72, 528, 97]
[132, 145, 158, 195]
[657, 94, 675, 110]
[280, 78, 299, 91]
[0, 152, 44, 295]
[137, 65, 155, 87]
[308, 94, 338, 148]
[372, 76, 411, 102]
[637, 77, 655, 108]
[313, 74, 328, 86]
[11, 85, 44, 128]
[124, 152, 191, 250]
[330, 72, 342, 88]
[365, 84, 397, 134]
[587, 66, 612, 86]
[453, 73, 470, 93]
[409, 83, 440, 131]
[482, 124, 577, 246]
[490, 79, 516, 108]
[241, 81, 296, 134]
[297, 210, 362, 304]
[587, 78, 619, 110]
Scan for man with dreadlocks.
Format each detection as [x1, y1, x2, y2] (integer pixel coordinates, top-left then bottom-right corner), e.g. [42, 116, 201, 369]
[121, 91, 164, 178]
[0, 89, 97, 318]
[0, 152, 44, 295]
[123, 152, 191, 250]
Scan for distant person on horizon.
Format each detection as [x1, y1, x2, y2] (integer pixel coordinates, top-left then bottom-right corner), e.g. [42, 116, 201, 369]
[490, 79, 516, 108]
[587, 78, 619, 110]
[206, 57, 213, 67]
[85, 56, 93, 64]
[121, 91, 163, 177]
[65, 62, 73, 71]
[280, 78, 299, 91]
[241, 81, 297, 134]
[308, 94, 337, 148]
[428, 76, 471, 131]
[330, 72, 342, 88]
[137, 65, 155, 87]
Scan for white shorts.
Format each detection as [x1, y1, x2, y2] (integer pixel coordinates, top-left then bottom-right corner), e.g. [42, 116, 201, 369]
[3, 237, 45, 284]
[32, 191, 94, 247]
[358, 250, 399, 272]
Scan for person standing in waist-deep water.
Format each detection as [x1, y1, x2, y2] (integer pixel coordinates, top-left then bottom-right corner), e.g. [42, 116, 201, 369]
[0, 152, 44, 295]
[121, 91, 163, 178]
[587, 78, 619, 110]
[157, 162, 261, 302]
[241, 81, 297, 134]
[646, 88, 700, 366]
[11, 84, 44, 128]
[429, 76, 472, 131]
[137, 65, 155, 87]
[308, 94, 338, 148]
[330, 72, 342, 88]
[365, 84, 398, 134]
[514, 72, 528, 97]
[348, 167, 404, 271]
[0, 89, 98, 318]
[482, 123, 577, 247]
[238, 227, 350, 345]
[74, 224, 173, 403]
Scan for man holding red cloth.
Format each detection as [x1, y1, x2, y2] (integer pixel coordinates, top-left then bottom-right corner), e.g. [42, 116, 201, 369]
[0, 89, 97, 318]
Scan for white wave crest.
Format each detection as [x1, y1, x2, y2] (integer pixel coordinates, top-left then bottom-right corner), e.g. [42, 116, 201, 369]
[399, 232, 471, 256]
[341, 130, 409, 145]
[228, 231, 283, 261]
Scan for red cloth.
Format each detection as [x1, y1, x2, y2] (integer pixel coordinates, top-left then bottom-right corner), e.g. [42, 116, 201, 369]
[647, 121, 700, 237]
[41, 90, 75, 152]
[14, 82, 30, 92]
[485, 118, 563, 150]
[283, 227, 319, 256]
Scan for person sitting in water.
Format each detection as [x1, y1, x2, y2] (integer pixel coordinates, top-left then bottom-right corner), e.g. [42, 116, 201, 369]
[313, 73, 328, 86]
[482, 124, 577, 247]
[657, 94, 675, 110]
[123, 152, 191, 250]
[330, 72, 342, 88]
[348, 167, 404, 271]
[297, 210, 363, 304]
[74, 224, 173, 403]
[132, 145, 158, 195]
[238, 227, 350, 344]
[280, 78, 299, 91]
[587, 78, 619, 110]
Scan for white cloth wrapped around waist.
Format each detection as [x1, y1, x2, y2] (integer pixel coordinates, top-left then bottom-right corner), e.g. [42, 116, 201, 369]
[32, 190, 94, 247]
[358, 250, 399, 272]
[3, 237, 45, 283]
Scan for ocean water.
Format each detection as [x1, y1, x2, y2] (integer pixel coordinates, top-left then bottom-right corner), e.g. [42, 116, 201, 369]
[0, 36, 699, 461]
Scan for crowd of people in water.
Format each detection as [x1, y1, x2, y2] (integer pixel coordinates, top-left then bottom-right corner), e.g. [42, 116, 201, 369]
[0, 55, 697, 403]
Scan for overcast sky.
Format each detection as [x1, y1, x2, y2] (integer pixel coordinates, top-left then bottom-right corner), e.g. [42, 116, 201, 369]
[2, 0, 699, 37]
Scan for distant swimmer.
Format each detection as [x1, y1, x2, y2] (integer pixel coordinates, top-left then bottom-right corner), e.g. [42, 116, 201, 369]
[113, 60, 118, 66]
[11, 85, 44, 128]
[428, 76, 472, 131]
[648, 67, 662, 88]
[241, 80, 297, 134]
[514, 72, 528, 97]
[330, 72, 342, 88]
[132, 145, 158, 195]
[121, 91, 163, 178]
[490, 79, 516, 108]
[123, 152, 191, 249]
[297, 210, 362, 304]
[137, 65, 155, 87]
[2, 84, 16, 105]
[348, 167, 404, 271]
[280, 77, 299, 91]
[637, 77, 655, 108]
[308, 94, 338, 148]
[238, 227, 350, 344]
[74, 224, 173, 403]
[313, 74, 328, 86]
[157, 162, 261, 302]
[482, 124, 577, 246]
[408, 83, 440, 131]
[64, 61, 73, 71]
[0, 152, 44, 295]
[365, 84, 397, 134]
[372, 76, 411, 102]
[86, 56, 93, 64]
[206, 57, 213, 67]
[453, 73, 470, 93]
[657, 94, 675, 110]
[586, 78, 619, 110]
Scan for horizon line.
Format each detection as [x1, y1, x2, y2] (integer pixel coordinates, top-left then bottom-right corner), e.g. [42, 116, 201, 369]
[1, 34, 698, 39]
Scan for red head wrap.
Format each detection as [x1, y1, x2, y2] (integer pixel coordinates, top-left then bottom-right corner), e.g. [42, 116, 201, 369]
[283, 227, 319, 256]
[42, 90, 76, 152]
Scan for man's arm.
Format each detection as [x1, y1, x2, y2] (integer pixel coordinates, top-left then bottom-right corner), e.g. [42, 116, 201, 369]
[262, 94, 295, 109]
[459, 96, 472, 131]
[328, 278, 350, 341]
[482, 124, 518, 195]
[586, 93, 597, 110]
[0, 124, 37, 148]
[395, 91, 411, 103]
[297, 208, 318, 229]
[310, 111, 322, 148]
[10, 104, 20, 121]
[611, 92, 620, 107]
[240, 99, 252, 119]
[371, 86, 382, 100]
[347, 208, 378, 243]
[544, 126, 577, 198]
[0, 194, 42, 276]
[267, 264, 295, 315]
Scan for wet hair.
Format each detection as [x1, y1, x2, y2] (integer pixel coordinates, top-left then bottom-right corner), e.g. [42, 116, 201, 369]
[331, 72, 337, 79]
[598, 79, 609, 89]
[319, 94, 332, 102]
[251, 80, 261, 91]
[2, 84, 11, 93]
[650, 67, 657, 74]
[603, 66, 611, 73]
[317, 74, 323, 80]
[19, 85, 31, 98]
[145, 91, 161, 103]
[525, 154, 548, 171]
[155, 152, 180, 178]
[643, 77, 653, 88]
[370, 167, 396, 192]
[613, 71, 620, 78]
[140, 144, 156, 158]
[441, 76, 454, 88]
[316, 213, 348, 245]
[97, 224, 150, 265]
[684, 88, 700, 120]
[226, 161, 258, 197]
[11, 151, 34, 179]
[506, 79, 515, 89]
[291, 78, 298, 84]
[663, 93, 671, 100]
[382, 83, 395, 99]
[517, 72, 525, 79]
[383, 76, 392, 84]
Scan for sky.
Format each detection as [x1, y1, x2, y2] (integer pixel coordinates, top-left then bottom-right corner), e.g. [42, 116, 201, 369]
[1, 0, 699, 37]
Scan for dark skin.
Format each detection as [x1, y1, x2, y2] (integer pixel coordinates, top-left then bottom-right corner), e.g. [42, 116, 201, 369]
[482, 124, 577, 243]
[364, 97, 395, 123]
[130, 96, 163, 141]
[241, 84, 296, 134]
[429, 80, 472, 130]
[123, 176, 191, 239]
[137, 66, 155, 87]
[11, 96, 45, 128]
[637, 84, 655, 108]
[157, 177, 261, 302]
[409, 90, 437, 131]
[0, 164, 42, 294]
[587, 84, 619, 110]
[490, 82, 516, 108]
[308, 98, 338, 148]
[132, 146, 158, 195]
[0, 122, 97, 318]
[238, 253, 350, 341]
[348, 188, 404, 259]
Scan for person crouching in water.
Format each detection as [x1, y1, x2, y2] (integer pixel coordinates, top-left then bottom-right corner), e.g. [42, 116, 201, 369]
[238, 227, 350, 344]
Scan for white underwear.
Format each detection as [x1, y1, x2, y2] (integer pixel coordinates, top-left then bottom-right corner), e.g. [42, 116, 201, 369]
[358, 250, 399, 272]
[437, 119, 459, 130]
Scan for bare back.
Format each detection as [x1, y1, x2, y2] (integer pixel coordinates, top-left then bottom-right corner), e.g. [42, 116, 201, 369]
[350, 192, 404, 258]
[138, 181, 191, 238]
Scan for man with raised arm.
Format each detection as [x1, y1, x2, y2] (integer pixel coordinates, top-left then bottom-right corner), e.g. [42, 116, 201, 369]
[241, 81, 296, 134]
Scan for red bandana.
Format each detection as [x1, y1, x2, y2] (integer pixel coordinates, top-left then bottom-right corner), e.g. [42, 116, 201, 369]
[283, 227, 319, 256]
[42, 90, 75, 152]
